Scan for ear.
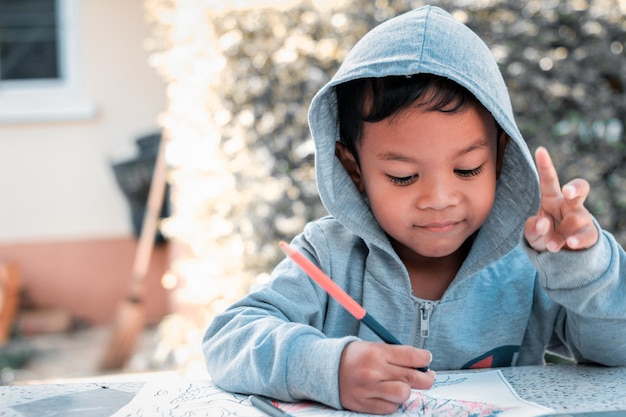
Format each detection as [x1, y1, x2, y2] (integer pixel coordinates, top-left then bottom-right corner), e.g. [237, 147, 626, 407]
[495, 130, 510, 180]
[335, 142, 365, 193]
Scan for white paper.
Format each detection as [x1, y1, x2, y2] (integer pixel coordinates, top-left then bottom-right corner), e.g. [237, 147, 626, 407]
[112, 370, 553, 417]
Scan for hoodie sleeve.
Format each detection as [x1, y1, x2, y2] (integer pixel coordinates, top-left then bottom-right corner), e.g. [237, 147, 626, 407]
[521, 220, 626, 366]
[202, 229, 357, 410]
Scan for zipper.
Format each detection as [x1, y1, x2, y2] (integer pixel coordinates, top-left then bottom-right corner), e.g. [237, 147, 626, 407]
[419, 301, 435, 338]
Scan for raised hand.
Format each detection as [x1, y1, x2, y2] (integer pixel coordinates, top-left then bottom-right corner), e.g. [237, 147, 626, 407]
[524, 146, 599, 253]
[338, 341, 435, 414]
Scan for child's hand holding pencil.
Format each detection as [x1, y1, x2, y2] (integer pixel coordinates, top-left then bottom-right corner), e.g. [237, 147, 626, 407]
[338, 340, 435, 414]
[279, 241, 435, 414]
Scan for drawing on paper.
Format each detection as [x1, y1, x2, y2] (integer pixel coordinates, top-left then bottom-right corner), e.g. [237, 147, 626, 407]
[431, 374, 468, 388]
[112, 370, 552, 417]
[276, 390, 507, 417]
[399, 392, 507, 417]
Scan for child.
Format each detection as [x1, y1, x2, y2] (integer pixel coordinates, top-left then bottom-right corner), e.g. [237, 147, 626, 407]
[203, 5, 626, 415]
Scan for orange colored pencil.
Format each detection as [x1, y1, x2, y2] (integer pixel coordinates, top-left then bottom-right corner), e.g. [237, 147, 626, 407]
[279, 241, 428, 372]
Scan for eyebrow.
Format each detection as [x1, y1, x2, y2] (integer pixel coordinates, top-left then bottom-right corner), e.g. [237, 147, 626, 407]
[377, 152, 414, 162]
[377, 140, 490, 161]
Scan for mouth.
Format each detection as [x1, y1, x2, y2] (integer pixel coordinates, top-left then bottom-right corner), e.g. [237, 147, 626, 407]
[417, 221, 461, 233]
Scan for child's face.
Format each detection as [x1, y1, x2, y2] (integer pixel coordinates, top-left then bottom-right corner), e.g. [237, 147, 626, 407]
[338, 100, 501, 260]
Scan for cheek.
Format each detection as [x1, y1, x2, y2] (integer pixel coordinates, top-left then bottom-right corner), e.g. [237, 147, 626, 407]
[368, 199, 404, 235]
[470, 177, 498, 218]
[361, 179, 399, 215]
[364, 183, 415, 230]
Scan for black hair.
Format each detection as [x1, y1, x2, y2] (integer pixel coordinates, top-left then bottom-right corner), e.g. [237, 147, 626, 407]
[335, 74, 484, 161]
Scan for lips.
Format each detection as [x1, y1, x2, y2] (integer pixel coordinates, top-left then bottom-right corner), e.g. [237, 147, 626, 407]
[417, 221, 461, 233]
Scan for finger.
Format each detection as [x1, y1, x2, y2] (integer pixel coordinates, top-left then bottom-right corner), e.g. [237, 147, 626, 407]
[399, 368, 436, 390]
[387, 345, 432, 370]
[546, 236, 567, 253]
[557, 215, 599, 250]
[565, 228, 598, 250]
[341, 387, 404, 415]
[524, 215, 552, 249]
[356, 396, 403, 415]
[535, 146, 562, 198]
[562, 179, 590, 210]
[525, 215, 568, 253]
[342, 380, 411, 415]
[375, 380, 413, 404]
[384, 348, 434, 391]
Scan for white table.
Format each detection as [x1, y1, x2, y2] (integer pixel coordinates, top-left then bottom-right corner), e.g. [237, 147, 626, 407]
[1, 365, 625, 416]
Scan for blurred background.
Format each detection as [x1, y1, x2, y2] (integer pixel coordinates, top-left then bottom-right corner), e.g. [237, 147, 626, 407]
[0, 0, 624, 384]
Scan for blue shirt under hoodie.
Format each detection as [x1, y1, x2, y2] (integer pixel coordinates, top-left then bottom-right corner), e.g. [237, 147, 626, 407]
[203, 5, 626, 409]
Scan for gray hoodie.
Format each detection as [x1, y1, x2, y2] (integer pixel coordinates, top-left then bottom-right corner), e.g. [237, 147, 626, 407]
[203, 5, 626, 410]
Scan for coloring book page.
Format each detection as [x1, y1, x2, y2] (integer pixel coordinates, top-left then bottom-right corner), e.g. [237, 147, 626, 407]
[112, 370, 553, 417]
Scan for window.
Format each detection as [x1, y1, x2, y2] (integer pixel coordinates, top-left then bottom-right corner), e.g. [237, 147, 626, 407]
[0, 0, 59, 80]
[0, 0, 96, 123]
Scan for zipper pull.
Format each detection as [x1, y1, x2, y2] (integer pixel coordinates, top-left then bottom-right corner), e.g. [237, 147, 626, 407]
[420, 302, 434, 338]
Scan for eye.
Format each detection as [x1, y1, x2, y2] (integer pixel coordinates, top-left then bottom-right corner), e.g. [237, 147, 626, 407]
[388, 174, 417, 186]
[455, 165, 484, 178]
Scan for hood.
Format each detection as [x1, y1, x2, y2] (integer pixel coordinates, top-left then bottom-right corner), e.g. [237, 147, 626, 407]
[308, 5, 540, 278]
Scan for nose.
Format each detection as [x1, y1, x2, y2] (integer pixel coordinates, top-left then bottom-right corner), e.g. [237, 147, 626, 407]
[415, 175, 461, 210]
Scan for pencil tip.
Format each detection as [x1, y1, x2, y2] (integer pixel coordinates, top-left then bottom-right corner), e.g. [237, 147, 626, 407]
[278, 241, 294, 256]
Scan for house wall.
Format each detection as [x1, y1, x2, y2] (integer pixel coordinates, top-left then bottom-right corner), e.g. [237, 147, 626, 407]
[0, 0, 170, 326]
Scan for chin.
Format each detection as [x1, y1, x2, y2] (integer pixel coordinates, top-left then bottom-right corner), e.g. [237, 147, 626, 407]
[419, 248, 458, 258]
[410, 240, 466, 258]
